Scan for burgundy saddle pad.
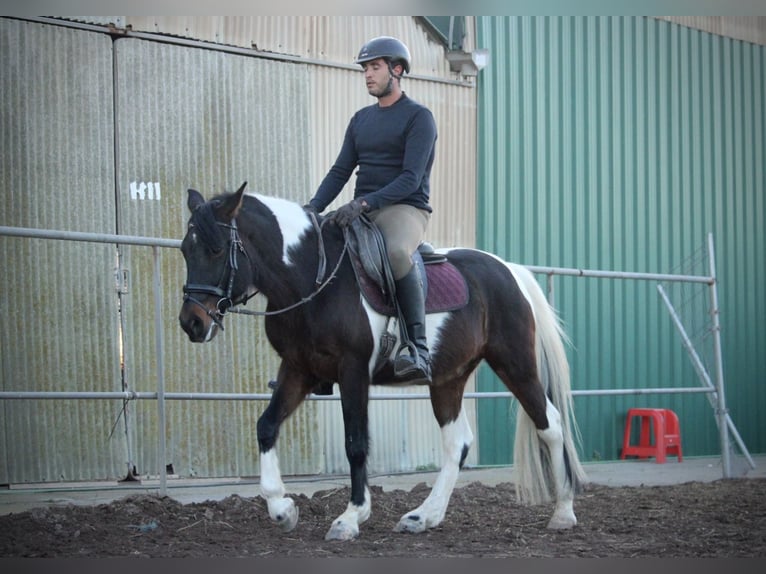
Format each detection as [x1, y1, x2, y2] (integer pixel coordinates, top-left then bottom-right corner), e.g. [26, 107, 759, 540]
[355, 258, 469, 317]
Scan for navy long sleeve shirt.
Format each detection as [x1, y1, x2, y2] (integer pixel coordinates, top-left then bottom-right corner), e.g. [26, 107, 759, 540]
[310, 93, 437, 213]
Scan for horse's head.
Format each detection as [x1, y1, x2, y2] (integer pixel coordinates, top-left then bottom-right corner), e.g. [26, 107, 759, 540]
[178, 182, 256, 342]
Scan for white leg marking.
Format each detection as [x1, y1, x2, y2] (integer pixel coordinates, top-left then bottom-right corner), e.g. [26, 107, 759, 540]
[537, 399, 577, 529]
[395, 408, 473, 533]
[260, 449, 299, 531]
[325, 487, 371, 541]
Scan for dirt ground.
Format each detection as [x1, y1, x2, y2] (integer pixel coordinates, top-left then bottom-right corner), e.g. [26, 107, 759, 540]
[1, 479, 764, 558]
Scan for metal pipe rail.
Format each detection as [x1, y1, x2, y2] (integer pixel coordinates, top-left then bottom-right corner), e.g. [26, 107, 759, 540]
[0, 387, 716, 401]
[0, 225, 181, 248]
[525, 263, 714, 285]
[1, 225, 731, 489]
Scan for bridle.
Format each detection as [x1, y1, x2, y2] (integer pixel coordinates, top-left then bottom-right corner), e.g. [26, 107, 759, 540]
[182, 218, 254, 330]
[182, 212, 348, 328]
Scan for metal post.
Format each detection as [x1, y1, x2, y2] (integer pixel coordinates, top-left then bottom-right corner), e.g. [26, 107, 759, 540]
[152, 246, 168, 495]
[707, 233, 731, 478]
[546, 273, 555, 307]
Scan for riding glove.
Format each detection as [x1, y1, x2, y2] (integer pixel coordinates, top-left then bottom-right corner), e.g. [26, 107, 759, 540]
[330, 198, 370, 227]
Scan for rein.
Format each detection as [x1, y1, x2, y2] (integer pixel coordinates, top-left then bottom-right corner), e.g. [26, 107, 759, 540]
[183, 211, 348, 326]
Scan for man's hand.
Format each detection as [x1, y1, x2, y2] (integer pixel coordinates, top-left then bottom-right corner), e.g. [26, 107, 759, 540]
[330, 198, 370, 227]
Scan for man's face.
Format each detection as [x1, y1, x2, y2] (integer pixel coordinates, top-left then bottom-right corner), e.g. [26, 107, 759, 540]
[362, 58, 392, 98]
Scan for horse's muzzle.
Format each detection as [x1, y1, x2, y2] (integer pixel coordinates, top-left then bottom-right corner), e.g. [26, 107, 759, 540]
[179, 301, 220, 343]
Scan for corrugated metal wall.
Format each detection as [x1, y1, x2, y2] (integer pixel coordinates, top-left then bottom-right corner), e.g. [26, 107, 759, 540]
[475, 16, 765, 463]
[114, 37, 320, 479]
[0, 19, 123, 482]
[117, 16, 475, 80]
[2, 16, 479, 482]
[655, 16, 766, 46]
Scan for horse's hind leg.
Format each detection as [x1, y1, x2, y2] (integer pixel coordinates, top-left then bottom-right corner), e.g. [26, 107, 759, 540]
[512, 382, 578, 529]
[257, 363, 313, 532]
[489, 361, 578, 529]
[536, 398, 577, 529]
[395, 381, 473, 534]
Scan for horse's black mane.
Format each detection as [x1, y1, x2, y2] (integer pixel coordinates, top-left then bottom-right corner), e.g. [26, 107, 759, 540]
[191, 196, 228, 254]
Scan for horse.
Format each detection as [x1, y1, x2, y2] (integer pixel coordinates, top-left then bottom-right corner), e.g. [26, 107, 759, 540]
[178, 182, 587, 541]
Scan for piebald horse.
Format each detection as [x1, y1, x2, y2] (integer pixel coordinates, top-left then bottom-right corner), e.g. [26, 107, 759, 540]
[178, 182, 586, 540]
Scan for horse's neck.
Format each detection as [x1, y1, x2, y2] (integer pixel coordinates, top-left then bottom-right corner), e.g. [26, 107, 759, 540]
[241, 195, 318, 302]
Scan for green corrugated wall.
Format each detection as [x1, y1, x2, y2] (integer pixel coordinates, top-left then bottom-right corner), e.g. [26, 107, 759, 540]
[475, 16, 765, 464]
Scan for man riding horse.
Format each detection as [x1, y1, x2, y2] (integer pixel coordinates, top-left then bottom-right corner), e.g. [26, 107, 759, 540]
[306, 36, 437, 385]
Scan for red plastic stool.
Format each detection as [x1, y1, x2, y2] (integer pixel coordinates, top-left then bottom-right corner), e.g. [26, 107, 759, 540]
[620, 408, 683, 463]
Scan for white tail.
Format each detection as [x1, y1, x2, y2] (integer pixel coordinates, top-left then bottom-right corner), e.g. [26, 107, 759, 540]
[508, 263, 587, 505]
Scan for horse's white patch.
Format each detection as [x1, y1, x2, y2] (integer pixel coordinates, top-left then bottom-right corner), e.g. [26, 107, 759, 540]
[431, 410, 473, 499]
[337, 487, 371, 525]
[361, 298, 390, 377]
[260, 448, 299, 531]
[395, 409, 474, 532]
[203, 321, 218, 343]
[259, 449, 286, 499]
[536, 399, 577, 528]
[360, 299, 449, 375]
[251, 193, 312, 265]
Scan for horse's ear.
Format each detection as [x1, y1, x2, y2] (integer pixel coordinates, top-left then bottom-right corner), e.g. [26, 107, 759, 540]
[220, 181, 247, 219]
[187, 188, 205, 212]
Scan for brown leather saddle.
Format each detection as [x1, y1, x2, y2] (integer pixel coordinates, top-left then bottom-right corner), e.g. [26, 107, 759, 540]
[345, 216, 469, 317]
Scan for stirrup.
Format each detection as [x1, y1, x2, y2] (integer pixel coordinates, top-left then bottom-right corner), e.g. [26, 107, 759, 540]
[393, 343, 432, 383]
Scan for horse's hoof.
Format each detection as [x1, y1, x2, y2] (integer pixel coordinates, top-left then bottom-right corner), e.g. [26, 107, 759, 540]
[546, 512, 577, 529]
[394, 513, 427, 534]
[325, 519, 359, 541]
[270, 498, 299, 532]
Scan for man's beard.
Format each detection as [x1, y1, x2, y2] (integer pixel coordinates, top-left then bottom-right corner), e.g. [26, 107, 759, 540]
[369, 76, 394, 98]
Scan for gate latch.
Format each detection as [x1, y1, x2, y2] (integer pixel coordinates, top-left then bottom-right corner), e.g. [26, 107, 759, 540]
[115, 267, 130, 294]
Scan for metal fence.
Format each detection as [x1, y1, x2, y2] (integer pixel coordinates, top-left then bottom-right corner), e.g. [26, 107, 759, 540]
[0, 226, 747, 494]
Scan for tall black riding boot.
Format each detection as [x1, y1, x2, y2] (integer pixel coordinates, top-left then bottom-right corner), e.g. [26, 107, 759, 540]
[393, 264, 432, 384]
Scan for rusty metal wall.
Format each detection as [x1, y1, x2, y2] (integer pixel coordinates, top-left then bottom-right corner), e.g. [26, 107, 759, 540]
[0, 18, 123, 483]
[113, 27, 480, 478]
[2, 16, 480, 482]
[120, 16, 476, 76]
[114, 36, 321, 478]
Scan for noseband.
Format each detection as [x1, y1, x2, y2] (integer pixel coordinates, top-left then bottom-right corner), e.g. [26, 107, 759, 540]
[182, 219, 253, 330]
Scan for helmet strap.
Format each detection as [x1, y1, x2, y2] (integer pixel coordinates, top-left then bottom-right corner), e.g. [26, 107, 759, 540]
[374, 61, 400, 98]
[387, 60, 404, 80]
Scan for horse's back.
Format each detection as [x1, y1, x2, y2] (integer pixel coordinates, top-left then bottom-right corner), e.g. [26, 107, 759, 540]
[441, 248, 528, 303]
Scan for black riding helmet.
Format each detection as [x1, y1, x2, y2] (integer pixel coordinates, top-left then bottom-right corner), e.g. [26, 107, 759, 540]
[355, 36, 411, 76]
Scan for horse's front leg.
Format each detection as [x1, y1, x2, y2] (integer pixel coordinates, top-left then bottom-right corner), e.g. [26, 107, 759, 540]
[325, 361, 371, 541]
[257, 363, 313, 532]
